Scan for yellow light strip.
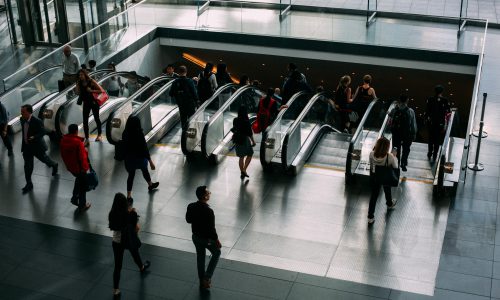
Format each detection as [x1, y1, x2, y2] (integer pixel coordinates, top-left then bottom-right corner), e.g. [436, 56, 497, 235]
[182, 53, 240, 83]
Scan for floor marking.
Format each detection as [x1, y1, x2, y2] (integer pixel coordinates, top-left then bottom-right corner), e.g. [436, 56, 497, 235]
[304, 164, 345, 172]
[155, 143, 180, 148]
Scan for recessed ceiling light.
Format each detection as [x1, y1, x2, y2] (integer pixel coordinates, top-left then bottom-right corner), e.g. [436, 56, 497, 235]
[399, 77, 403, 80]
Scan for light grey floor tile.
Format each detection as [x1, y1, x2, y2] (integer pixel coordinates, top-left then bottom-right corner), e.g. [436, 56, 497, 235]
[435, 270, 491, 297]
[439, 254, 493, 278]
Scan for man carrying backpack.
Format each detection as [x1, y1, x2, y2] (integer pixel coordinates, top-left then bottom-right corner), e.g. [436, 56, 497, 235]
[389, 94, 417, 172]
[169, 66, 199, 129]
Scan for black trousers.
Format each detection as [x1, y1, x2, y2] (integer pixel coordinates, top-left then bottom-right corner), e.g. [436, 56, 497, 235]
[72, 172, 88, 208]
[112, 241, 143, 290]
[126, 166, 151, 192]
[83, 102, 101, 139]
[427, 124, 444, 158]
[23, 148, 57, 184]
[392, 134, 412, 167]
[368, 178, 392, 219]
[0, 127, 12, 151]
[179, 107, 195, 130]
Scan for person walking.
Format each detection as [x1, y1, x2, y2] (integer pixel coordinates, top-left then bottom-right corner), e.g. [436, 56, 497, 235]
[368, 137, 398, 225]
[108, 193, 151, 298]
[60, 124, 92, 211]
[122, 116, 159, 201]
[169, 65, 199, 129]
[389, 94, 417, 172]
[0, 100, 13, 157]
[186, 186, 222, 290]
[425, 85, 451, 161]
[75, 69, 105, 145]
[20, 104, 58, 193]
[232, 106, 256, 179]
[62, 45, 81, 88]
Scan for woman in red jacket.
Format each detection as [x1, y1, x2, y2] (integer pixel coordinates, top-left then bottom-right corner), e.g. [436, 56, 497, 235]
[60, 124, 91, 211]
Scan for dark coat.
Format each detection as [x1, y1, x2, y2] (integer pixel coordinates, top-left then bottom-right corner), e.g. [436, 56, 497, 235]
[20, 116, 47, 153]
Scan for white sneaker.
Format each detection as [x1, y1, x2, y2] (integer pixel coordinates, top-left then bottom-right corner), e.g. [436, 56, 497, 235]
[84, 139, 90, 147]
[387, 199, 398, 210]
[368, 218, 375, 224]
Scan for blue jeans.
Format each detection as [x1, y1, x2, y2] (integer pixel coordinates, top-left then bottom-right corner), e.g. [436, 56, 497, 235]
[192, 234, 221, 281]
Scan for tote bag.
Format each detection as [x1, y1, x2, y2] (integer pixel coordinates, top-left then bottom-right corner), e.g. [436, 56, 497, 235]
[92, 91, 109, 106]
[374, 156, 400, 187]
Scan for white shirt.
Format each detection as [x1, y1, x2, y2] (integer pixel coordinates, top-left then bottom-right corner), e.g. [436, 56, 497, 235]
[369, 152, 398, 173]
[62, 53, 80, 75]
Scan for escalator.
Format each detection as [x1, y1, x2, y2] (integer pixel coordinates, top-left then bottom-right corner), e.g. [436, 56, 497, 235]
[106, 78, 177, 148]
[180, 83, 239, 157]
[41, 71, 147, 138]
[275, 95, 388, 181]
[1, 66, 108, 133]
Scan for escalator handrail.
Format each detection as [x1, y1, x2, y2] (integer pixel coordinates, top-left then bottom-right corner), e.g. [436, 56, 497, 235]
[281, 91, 333, 169]
[436, 110, 456, 188]
[201, 85, 258, 158]
[131, 79, 175, 118]
[105, 77, 174, 145]
[187, 83, 239, 125]
[376, 101, 398, 140]
[350, 98, 380, 143]
[0, 65, 62, 97]
[259, 90, 311, 168]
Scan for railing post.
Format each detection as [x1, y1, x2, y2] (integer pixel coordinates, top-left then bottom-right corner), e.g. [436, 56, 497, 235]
[468, 93, 487, 171]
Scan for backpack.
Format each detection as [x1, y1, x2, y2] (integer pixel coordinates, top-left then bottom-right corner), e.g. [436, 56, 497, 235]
[172, 79, 193, 107]
[252, 97, 276, 133]
[197, 72, 213, 101]
[391, 106, 411, 137]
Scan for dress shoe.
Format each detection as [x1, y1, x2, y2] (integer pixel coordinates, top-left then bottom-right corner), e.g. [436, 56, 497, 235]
[141, 260, 151, 274]
[22, 183, 33, 193]
[199, 278, 211, 289]
[52, 163, 58, 176]
[78, 202, 91, 212]
[7, 149, 13, 157]
[70, 196, 79, 206]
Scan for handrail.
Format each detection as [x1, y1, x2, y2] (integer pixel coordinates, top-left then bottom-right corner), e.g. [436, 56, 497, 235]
[281, 91, 332, 170]
[462, 20, 488, 182]
[376, 101, 398, 140]
[180, 83, 239, 155]
[350, 98, 379, 143]
[201, 85, 257, 157]
[132, 79, 175, 117]
[187, 83, 238, 123]
[2, 0, 148, 89]
[437, 110, 456, 188]
[0, 65, 61, 96]
[345, 98, 380, 180]
[259, 90, 311, 168]
[105, 76, 173, 144]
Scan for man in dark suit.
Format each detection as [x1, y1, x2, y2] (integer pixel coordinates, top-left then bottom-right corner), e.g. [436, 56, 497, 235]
[20, 104, 58, 193]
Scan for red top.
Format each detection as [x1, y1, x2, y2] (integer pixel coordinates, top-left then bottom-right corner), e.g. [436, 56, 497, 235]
[60, 134, 89, 174]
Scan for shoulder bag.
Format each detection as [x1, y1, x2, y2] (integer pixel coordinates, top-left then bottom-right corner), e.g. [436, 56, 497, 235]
[374, 156, 400, 187]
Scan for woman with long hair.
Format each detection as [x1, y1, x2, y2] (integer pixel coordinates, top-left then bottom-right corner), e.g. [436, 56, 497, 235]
[352, 74, 377, 117]
[232, 105, 256, 179]
[335, 75, 353, 131]
[197, 62, 218, 104]
[75, 69, 104, 145]
[108, 193, 150, 297]
[368, 137, 398, 224]
[122, 116, 159, 200]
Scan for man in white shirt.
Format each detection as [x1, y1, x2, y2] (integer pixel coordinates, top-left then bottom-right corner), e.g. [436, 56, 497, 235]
[62, 45, 80, 88]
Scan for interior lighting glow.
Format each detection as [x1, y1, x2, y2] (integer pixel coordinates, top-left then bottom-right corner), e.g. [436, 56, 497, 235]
[182, 53, 238, 82]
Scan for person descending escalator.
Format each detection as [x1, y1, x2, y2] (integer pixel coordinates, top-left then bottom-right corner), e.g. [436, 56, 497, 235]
[389, 94, 417, 172]
[196, 63, 218, 105]
[215, 63, 234, 107]
[169, 65, 199, 129]
[104, 63, 123, 97]
[252, 88, 286, 134]
[425, 85, 451, 161]
[162, 64, 179, 79]
[352, 74, 377, 120]
[281, 70, 312, 106]
[75, 69, 105, 146]
[334, 75, 354, 132]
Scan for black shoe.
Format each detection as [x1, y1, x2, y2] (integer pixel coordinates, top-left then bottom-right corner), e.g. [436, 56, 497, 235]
[401, 165, 407, 172]
[243, 172, 249, 178]
[240, 172, 245, 180]
[148, 182, 159, 192]
[70, 196, 79, 206]
[78, 202, 91, 212]
[141, 260, 151, 273]
[22, 183, 33, 194]
[7, 149, 13, 157]
[427, 152, 432, 160]
[52, 163, 58, 176]
[127, 197, 133, 207]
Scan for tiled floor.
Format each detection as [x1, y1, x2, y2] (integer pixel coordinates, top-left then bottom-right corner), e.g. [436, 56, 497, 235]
[1, 2, 500, 300]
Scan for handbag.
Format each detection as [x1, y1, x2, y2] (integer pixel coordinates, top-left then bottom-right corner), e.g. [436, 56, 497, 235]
[374, 156, 400, 187]
[92, 91, 109, 106]
[86, 167, 99, 191]
[121, 212, 142, 250]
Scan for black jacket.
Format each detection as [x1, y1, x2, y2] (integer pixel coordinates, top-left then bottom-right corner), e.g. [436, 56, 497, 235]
[169, 76, 199, 111]
[186, 201, 218, 240]
[20, 116, 47, 153]
[122, 130, 150, 160]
